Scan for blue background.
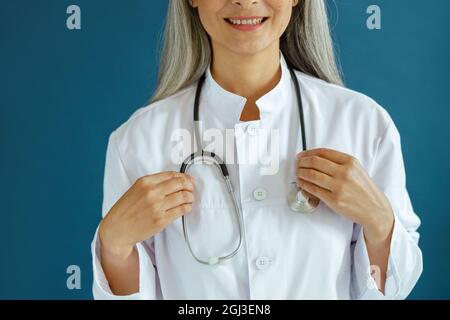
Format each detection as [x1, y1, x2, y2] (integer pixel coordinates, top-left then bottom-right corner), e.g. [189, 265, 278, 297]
[0, 0, 448, 299]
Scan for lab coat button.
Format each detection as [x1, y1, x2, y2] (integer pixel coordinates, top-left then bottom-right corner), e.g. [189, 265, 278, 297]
[255, 257, 273, 270]
[253, 188, 267, 201]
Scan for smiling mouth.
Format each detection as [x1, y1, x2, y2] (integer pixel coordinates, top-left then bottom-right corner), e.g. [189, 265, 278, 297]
[224, 17, 269, 26]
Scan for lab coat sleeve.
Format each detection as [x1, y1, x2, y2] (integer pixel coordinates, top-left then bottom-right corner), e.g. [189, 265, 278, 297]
[350, 112, 423, 300]
[91, 131, 158, 300]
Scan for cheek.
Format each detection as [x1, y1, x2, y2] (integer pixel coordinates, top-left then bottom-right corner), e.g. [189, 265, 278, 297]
[268, 1, 294, 35]
[196, 1, 226, 39]
[197, 11, 217, 37]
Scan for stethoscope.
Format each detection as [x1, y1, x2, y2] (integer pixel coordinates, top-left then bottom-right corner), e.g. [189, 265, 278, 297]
[179, 62, 320, 265]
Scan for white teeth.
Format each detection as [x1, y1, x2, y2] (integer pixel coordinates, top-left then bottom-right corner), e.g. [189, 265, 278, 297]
[228, 18, 264, 25]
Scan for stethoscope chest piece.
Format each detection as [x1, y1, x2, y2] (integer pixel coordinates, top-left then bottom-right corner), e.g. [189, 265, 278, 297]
[287, 182, 320, 214]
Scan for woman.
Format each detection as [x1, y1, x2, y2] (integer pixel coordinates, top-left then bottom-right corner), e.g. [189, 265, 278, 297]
[91, 0, 422, 299]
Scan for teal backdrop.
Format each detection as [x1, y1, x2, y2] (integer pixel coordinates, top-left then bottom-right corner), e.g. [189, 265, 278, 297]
[0, 0, 449, 299]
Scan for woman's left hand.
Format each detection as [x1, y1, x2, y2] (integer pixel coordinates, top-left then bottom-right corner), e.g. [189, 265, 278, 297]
[296, 148, 395, 243]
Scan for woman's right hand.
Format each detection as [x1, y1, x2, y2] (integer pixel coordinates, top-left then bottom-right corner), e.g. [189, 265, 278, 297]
[98, 171, 196, 260]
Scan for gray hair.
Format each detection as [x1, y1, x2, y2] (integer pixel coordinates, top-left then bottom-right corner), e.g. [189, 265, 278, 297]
[151, 0, 343, 103]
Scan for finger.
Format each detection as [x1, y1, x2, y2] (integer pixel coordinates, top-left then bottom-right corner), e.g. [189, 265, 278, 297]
[165, 203, 193, 222]
[163, 190, 195, 211]
[297, 148, 350, 165]
[297, 155, 339, 176]
[140, 171, 196, 186]
[300, 189, 318, 201]
[298, 179, 333, 204]
[297, 168, 334, 191]
[154, 175, 195, 196]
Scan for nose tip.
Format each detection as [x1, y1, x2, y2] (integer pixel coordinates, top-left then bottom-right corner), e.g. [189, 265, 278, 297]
[232, 0, 259, 8]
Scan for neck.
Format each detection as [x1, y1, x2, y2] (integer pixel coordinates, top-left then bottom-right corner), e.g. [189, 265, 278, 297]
[210, 42, 282, 103]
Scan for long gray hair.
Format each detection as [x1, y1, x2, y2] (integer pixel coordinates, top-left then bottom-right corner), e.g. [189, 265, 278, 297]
[151, 0, 343, 103]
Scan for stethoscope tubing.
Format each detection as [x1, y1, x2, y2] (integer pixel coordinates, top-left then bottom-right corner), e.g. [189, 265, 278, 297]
[179, 62, 313, 265]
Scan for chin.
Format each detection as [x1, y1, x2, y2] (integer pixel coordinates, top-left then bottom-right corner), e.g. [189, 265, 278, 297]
[222, 40, 275, 57]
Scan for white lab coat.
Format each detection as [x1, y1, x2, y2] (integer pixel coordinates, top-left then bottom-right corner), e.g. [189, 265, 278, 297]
[91, 54, 422, 300]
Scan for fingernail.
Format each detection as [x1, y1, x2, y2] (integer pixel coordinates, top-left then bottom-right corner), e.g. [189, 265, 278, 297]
[189, 175, 197, 183]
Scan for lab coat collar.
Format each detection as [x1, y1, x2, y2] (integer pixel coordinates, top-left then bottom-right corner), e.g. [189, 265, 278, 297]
[202, 52, 291, 129]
